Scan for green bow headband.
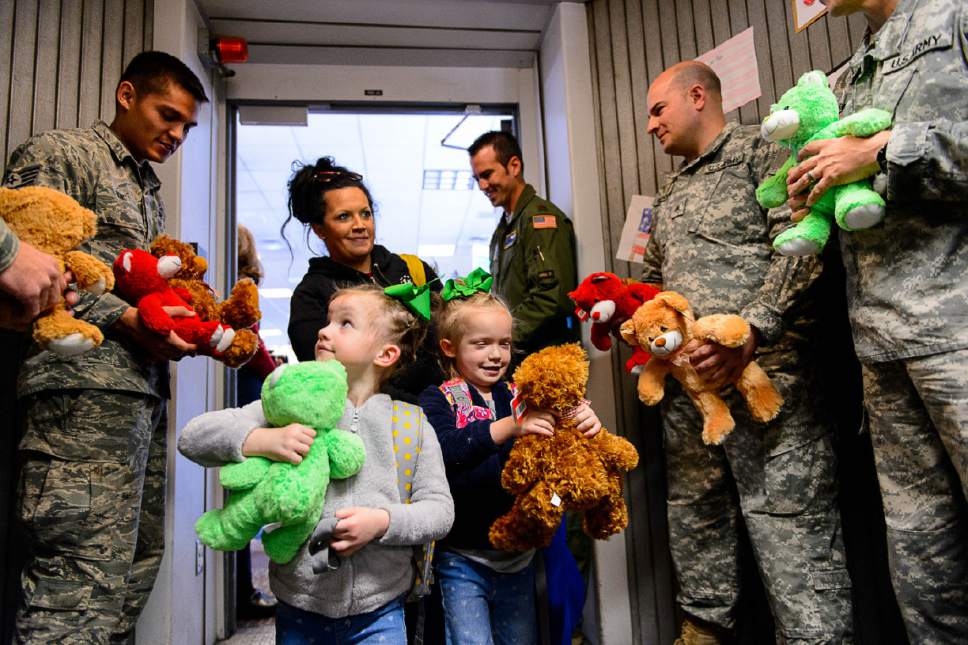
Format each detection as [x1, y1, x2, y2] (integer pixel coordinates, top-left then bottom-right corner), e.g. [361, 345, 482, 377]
[442, 268, 493, 302]
[384, 282, 432, 321]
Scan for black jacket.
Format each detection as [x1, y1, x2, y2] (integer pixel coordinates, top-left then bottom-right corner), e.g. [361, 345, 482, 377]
[419, 380, 517, 550]
[288, 244, 441, 402]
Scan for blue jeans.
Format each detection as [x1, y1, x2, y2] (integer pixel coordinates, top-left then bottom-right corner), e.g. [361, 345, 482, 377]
[436, 550, 537, 645]
[275, 598, 407, 645]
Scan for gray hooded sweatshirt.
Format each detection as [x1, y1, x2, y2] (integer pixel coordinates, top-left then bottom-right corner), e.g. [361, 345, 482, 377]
[178, 393, 454, 618]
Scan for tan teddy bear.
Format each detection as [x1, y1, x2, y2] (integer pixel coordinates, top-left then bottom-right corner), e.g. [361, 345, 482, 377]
[619, 291, 783, 445]
[0, 186, 114, 355]
[489, 343, 640, 550]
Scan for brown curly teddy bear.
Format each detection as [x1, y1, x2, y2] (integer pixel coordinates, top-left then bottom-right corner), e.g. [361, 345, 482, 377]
[489, 343, 640, 550]
[619, 291, 783, 445]
[0, 186, 115, 355]
[149, 234, 260, 367]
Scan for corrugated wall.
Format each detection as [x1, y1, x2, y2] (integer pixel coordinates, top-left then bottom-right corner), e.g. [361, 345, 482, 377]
[0, 1, 153, 641]
[0, 0, 153, 164]
[586, 2, 868, 643]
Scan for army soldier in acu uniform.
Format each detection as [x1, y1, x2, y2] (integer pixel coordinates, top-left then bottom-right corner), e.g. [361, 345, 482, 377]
[788, 0, 968, 640]
[468, 131, 579, 360]
[3, 51, 207, 644]
[642, 61, 853, 644]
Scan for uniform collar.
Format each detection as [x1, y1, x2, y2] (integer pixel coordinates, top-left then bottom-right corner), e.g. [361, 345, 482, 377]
[92, 120, 162, 190]
[675, 122, 737, 176]
[506, 183, 537, 225]
[868, 0, 917, 62]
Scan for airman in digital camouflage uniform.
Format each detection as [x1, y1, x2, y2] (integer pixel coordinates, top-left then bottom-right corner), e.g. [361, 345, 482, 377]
[787, 1, 968, 641]
[641, 61, 853, 644]
[3, 51, 207, 644]
[469, 131, 580, 359]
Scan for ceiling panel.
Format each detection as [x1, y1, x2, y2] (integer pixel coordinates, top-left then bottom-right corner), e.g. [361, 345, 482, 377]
[199, 0, 564, 31]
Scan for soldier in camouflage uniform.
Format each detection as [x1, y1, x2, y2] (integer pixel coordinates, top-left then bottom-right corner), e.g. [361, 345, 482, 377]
[785, 1, 968, 640]
[0, 217, 76, 330]
[3, 52, 207, 644]
[641, 61, 853, 644]
[469, 131, 580, 359]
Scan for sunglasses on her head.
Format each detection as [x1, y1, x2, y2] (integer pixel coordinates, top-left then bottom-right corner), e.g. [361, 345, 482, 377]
[314, 170, 364, 185]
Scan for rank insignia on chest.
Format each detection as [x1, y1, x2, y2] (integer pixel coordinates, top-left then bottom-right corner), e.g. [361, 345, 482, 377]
[504, 231, 517, 249]
[532, 214, 557, 229]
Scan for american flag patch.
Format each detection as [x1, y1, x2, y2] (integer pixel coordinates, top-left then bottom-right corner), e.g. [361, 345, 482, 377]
[531, 215, 557, 229]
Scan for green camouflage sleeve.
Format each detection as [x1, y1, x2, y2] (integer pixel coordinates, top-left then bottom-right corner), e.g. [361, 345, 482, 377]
[515, 222, 577, 345]
[884, 120, 968, 203]
[884, 8, 968, 205]
[739, 140, 822, 345]
[0, 217, 20, 273]
[3, 139, 130, 330]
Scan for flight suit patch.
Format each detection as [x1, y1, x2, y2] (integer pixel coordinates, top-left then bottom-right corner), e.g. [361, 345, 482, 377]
[504, 231, 517, 249]
[532, 215, 557, 229]
[536, 269, 557, 287]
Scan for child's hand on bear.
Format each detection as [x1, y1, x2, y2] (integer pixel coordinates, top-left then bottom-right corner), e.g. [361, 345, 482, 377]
[242, 423, 316, 464]
[517, 409, 555, 438]
[329, 507, 390, 557]
[569, 403, 602, 438]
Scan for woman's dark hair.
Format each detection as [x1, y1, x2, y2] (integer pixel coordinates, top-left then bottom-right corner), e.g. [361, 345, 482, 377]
[281, 156, 375, 255]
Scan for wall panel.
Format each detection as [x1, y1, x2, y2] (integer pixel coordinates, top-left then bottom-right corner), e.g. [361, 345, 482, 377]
[0, 0, 151, 164]
[0, 2, 153, 642]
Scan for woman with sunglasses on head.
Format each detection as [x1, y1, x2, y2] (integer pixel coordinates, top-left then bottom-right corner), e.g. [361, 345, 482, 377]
[285, 156, 442, 402]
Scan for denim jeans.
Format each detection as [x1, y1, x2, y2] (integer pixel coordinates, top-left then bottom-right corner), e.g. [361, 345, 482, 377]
[436, 550, 537, 645]
[275, 597, 407, 644]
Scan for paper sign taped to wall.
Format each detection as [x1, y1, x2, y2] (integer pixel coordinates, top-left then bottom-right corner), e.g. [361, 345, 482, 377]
[792, 0, 827, 32]
[616, 195, 654, 264]
[695, 27, 761, 113]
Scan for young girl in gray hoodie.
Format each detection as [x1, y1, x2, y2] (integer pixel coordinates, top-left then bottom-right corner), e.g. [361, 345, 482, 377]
[179, 284, 454, 644]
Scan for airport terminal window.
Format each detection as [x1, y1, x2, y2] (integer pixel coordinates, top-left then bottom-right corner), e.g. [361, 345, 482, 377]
[235, 109, 513, 360]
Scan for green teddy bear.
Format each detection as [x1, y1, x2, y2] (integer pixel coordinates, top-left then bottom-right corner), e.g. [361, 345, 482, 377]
[755, 70, 892, 256]
[194, 360, 365, 564]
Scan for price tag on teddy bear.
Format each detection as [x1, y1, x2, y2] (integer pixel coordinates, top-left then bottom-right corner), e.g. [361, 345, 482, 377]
[550, 492, 562, 507]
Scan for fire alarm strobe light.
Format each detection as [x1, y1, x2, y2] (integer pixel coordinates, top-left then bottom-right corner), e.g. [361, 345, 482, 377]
[213, 37, 248, 64]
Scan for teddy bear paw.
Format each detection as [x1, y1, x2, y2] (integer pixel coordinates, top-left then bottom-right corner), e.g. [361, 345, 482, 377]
[842, 203, 885, 231]
[209, 326, 236, 353]
[85, 277, 107, 296]
[47, 333, 97, 357]
[775, 237, 822, 257]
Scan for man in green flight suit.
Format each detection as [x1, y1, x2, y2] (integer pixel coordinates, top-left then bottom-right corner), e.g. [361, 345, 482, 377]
[468, 131, 579, 359]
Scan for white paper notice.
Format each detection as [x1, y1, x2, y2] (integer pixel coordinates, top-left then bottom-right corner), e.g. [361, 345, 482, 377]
[695, 27, 761, 114]
[792, 0, 827, 32]
[617, 195, 654, 264]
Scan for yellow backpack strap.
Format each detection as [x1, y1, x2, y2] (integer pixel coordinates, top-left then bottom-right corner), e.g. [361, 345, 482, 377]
[391, 401, 435, 598]
[399, 253, 427, 287]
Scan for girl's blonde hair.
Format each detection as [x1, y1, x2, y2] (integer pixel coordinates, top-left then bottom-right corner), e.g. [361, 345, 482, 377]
[237, 224, 264, 285]
[330, 284, 429, 381]
[435, 291, 512, 378]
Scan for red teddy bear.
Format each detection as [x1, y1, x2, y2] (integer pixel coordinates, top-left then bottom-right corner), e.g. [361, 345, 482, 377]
[568, 272, 659, 372]
[112, 248, 246, 362]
